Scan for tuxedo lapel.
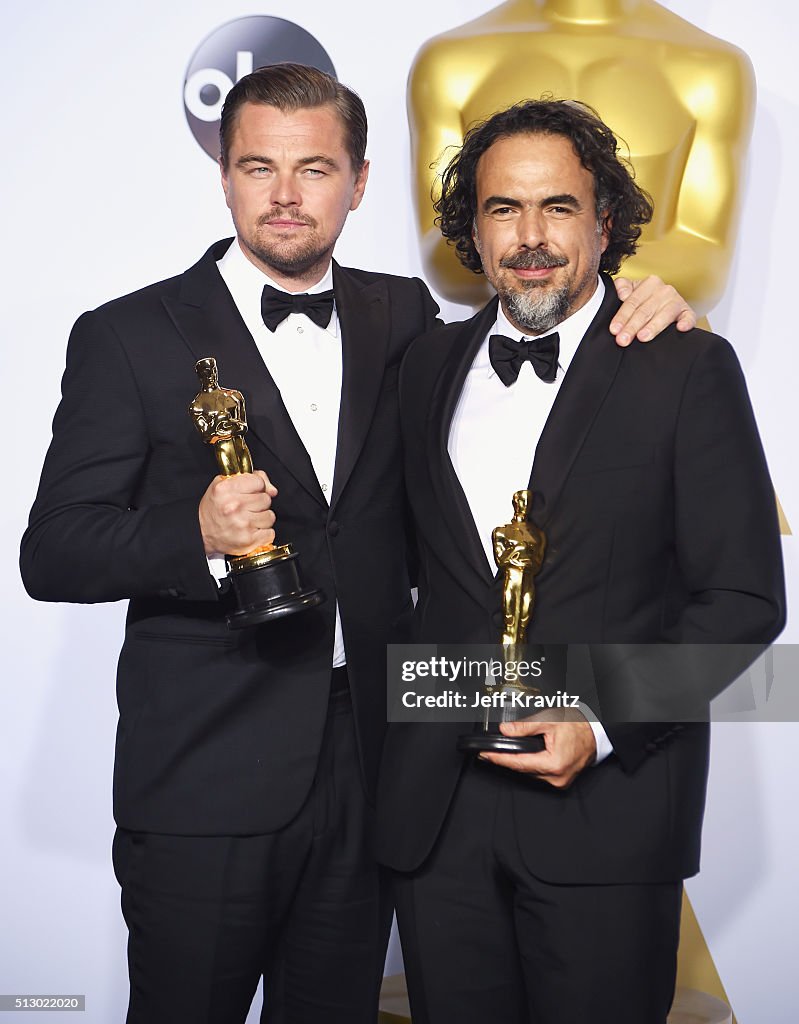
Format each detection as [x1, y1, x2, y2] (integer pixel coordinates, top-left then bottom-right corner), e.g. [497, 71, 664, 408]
[427, 299, 500, 589]
[528, 277, 624, 527]
[163, 241, 325, 506]
[329, 264, 389, 510]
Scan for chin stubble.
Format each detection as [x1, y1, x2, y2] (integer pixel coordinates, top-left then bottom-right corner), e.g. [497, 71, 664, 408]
[247, 212, 330, 280]
[244, 236, 330, 281]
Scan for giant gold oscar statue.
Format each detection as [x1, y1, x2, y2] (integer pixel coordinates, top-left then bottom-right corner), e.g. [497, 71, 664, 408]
[408, 1, 763, 1011]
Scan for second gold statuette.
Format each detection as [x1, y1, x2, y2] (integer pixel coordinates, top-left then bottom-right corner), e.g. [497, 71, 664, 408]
[457, 489, 547, 754]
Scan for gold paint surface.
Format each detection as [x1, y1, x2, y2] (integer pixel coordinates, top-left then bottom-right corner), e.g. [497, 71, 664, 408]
[228, 544, 294, 574]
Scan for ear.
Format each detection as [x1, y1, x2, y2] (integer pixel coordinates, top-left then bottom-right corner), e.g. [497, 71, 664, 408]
[471, 219, 481, 255]
[599, 210, 611, 254]
[350, 158, 370, 211]
[219, 157, 231, 209]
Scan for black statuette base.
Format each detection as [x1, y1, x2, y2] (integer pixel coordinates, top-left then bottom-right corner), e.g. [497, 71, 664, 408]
[226, 548, 324, 629]
[457, 729, 545, 755]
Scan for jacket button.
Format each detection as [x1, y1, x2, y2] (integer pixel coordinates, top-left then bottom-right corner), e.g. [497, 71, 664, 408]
[327, 521, 340, 537]
[645, 741, 658, 753]
[492, 611, 504, 628]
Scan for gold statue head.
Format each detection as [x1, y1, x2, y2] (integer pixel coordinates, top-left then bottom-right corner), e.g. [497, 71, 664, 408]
[195, 357, 219, 389]
[512, 489, 531, 520]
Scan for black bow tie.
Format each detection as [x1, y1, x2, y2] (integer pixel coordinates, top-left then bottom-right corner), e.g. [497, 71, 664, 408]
[488, 332, 560, 386]
[261, 284, 335, 332]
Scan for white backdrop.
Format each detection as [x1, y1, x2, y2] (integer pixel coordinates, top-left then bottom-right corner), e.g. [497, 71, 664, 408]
[2, 2, 796, 1021]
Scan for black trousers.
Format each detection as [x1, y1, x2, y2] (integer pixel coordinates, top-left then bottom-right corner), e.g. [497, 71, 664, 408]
[392, 761, 682, 1024]
[113, 681, 391, 1024]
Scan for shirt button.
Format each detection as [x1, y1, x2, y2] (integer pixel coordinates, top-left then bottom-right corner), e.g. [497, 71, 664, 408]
[310, 403, 318, 412]
[297, 326, 304, 334]
[321, 483, 328, 492]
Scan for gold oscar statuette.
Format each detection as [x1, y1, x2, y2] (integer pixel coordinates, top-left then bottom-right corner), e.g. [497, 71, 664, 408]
[458, 489, 548, 754]
[189, 356, 324, 628]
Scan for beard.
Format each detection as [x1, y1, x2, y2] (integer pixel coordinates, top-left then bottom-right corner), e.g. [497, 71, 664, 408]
[502, 282, 571, 335]
[242, 211, 332, 280]
[496, 248, 570, 334]
[495, 248, 598, 335]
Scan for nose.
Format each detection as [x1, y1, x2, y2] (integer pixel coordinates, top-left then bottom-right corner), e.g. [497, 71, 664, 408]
[268, 172, 302, 208]
[516, 208, 547, 249]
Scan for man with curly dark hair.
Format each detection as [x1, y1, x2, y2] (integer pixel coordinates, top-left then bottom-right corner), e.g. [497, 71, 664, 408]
[377, 98, 784, 1023]
[435, 98, 654, 280]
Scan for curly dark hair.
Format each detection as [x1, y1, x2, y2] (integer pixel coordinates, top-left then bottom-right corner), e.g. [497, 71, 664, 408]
[434, 99, 653, 275]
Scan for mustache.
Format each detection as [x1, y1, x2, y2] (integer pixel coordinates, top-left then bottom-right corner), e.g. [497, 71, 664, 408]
[500, 249, 568, 271]
[258, 209, 317, 228]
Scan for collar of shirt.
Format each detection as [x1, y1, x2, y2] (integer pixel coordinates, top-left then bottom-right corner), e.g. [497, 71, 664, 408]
[216, 238, 339, 340]
[479, 276, 606, 382]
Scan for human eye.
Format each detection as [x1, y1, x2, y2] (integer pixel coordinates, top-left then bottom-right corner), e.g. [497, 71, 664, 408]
[249, 165, 271, 177]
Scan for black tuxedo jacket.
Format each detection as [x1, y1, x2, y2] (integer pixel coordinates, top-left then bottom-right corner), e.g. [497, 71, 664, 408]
[377, 277, 784, 884]
[21, 239, 439, 835]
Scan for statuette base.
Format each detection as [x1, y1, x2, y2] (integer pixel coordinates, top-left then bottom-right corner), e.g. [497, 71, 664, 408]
[226, 544, 324, 629]
[457, 728, 545, 755]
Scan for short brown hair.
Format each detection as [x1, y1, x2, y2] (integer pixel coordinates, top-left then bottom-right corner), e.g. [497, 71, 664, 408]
[219, 62, 367, 172]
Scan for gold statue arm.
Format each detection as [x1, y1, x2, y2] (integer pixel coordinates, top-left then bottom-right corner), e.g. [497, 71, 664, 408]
[492, 528, 511, 568]
[621, 55, 755, 316]
[409, 43, 493, 306]
[195, 411, 239, 439]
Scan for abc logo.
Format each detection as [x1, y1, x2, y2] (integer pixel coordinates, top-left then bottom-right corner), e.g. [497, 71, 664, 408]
[184, 16, 336, 160]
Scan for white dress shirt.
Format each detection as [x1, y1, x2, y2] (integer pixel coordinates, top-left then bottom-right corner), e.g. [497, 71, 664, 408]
[213, 239, 346, 667]
[448, 278, 612, 761]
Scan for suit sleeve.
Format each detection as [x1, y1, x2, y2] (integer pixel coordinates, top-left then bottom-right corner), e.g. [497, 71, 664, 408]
[599, 336, 785, 771]
[670, 336, 785, 641]
[20, 310, 219, 605]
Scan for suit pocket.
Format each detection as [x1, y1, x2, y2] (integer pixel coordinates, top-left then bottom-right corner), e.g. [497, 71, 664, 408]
[131, 629, 232, 647]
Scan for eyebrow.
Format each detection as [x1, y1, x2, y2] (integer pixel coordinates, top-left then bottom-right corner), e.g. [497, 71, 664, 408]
[542, 193, 582, 208]
[481, 192, 583, 212]
[235, 153, 340, 170]
[482, 195, 523, 212]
